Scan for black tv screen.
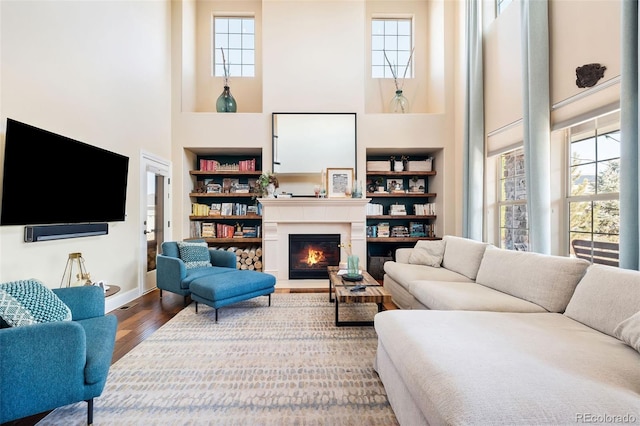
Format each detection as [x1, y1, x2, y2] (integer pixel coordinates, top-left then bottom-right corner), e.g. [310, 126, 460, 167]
[1, 118, 129, 226]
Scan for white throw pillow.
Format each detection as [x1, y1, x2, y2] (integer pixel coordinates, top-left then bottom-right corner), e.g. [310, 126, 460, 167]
[614, 310, 640, 353]
[408, 240, 445, 268]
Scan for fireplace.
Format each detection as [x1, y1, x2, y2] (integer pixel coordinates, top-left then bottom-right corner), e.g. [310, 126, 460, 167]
[289, 234, 341, 279]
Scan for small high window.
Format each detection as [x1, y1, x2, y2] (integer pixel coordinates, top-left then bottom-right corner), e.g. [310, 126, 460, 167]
[213, 17, 255, 78]
[371, 18, 413, 79]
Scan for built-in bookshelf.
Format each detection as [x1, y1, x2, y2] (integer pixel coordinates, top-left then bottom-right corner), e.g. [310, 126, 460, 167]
[189, 153, 263, 247]
[365, 151, 439, 269]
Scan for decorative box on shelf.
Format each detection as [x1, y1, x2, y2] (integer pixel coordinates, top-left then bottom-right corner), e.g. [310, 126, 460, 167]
[407, 158, 433, 172]
[367, 161, 391, 172]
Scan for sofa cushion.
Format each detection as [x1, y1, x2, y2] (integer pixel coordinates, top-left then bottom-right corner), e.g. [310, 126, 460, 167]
[177, 241, 212, 269]
[0, 279, 72, 327]
[475, 247, 590, 313]
[408, 240, 445, 267]
[410, 280, 547, 312]
[384, 262, 473, 292]
[441, 235, 488, 280]
[614, 310, 640, 353]
[374, 310, 640, 424]
[565, 264, 640, 337]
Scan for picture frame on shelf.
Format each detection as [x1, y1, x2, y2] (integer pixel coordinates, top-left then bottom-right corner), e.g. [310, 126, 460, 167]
[408, 178, 425, 193]
[386, 179, 404, 192]
[326, 168, 354, 198]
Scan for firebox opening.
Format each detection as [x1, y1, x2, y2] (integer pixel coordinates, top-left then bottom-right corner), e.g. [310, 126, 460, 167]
[289, 234, 341, 279]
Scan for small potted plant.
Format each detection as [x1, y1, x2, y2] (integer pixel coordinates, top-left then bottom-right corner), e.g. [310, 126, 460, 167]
[257, 171, 279, 198]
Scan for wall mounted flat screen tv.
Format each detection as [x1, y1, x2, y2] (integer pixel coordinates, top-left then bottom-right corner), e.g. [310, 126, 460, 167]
[0, 118, 129, 226]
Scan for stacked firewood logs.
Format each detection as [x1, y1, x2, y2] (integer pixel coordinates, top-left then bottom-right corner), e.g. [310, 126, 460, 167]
[211, 246, 263, 271]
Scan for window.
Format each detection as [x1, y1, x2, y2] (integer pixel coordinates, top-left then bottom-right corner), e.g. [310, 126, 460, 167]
[497, 0, 513, 16]
[567, 118, 620, 264]
[371, 18, 413, 79]
[498, 148, 529, 251]
[213, 17, 255, 78]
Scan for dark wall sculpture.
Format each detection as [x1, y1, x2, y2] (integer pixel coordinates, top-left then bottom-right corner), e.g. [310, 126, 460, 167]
[575, 63, 606, 88]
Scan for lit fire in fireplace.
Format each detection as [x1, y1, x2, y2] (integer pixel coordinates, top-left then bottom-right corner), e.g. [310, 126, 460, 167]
[306, 248, 326, 266]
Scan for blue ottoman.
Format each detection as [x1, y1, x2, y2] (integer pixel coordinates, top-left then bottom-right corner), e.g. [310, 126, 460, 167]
[189, 269, 276, 322]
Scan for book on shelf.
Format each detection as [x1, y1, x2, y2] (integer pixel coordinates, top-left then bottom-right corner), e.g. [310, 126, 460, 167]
[233, 203, 247, 216]
[238, 158, 256, 171]
[409, 222, 426, 237]
[216, 223, 235, 239]
[413, 203, 436, 216]
[366, 203, 384, 216]
[377, 222, 390, 238]
[242, 226, 258, 238]
[190, 220, 202, 238]
[192, 203, 210, 216]
[199, 159, 220, 171]
[389, 204, 407, 215]
[391, 226, 410, 237]
[367, 225, 378, 238]
[201, 222, 216, 238]
[221, 203, 234, 216]
[209, 203, 222, 216]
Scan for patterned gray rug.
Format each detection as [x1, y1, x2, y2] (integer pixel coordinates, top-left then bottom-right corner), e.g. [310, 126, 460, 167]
[41, 293, 399, 425]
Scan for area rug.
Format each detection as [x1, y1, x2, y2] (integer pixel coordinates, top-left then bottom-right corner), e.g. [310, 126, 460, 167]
[40, 293, 399, 425]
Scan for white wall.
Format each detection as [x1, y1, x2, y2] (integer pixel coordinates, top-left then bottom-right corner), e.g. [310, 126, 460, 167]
[0, 1, 172, 307]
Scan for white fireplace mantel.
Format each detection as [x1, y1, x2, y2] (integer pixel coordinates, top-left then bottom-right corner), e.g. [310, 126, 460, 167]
[259, 197, 371, 280]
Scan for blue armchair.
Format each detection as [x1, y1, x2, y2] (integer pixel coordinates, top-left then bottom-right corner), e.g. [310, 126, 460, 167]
[0, 285, 117, 425]
[156, 240, 237, 305]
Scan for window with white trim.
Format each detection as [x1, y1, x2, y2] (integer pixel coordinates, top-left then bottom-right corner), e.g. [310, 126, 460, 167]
[213, 17, 255, 78]
[498, 148, 529, 251]
[371, 18, 413, 79]
[567, 116, 620, 264]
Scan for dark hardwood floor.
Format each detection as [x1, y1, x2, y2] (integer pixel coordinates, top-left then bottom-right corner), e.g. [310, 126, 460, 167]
[5, 285, 394, 425]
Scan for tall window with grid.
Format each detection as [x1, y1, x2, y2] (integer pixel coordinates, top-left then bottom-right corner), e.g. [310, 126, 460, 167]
[371, 18, 413, 79]
[567, 124, 620, 264]
[213, 17, 255, 78]
[498, 148, 529, 251]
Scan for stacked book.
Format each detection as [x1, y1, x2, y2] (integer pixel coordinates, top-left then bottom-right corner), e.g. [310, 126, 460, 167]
[389, 204, 407, 215]
[391, 226, 410, 237]
[377, 222, 390, 238]
[201, 222, 216, 238]
[241, 225, 260, 238]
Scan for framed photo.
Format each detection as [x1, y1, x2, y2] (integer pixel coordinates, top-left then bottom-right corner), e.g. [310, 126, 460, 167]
[326, 168, 354, 198]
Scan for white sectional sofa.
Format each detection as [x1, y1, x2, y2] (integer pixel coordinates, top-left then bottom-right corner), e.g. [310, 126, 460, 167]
[374, 236, 640, 425]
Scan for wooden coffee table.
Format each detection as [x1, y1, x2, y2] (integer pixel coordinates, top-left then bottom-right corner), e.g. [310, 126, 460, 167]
[327, 266, 391, 327]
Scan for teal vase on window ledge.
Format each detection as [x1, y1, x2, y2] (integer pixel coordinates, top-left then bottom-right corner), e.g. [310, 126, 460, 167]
[216, 86, 237, 113]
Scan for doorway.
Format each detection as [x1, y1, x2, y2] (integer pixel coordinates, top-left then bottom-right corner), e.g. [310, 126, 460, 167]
[141, 153, 171, 295]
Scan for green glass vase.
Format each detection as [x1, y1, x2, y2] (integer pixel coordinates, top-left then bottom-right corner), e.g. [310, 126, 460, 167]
[347, 255, 359, 276]
[390, 90, 409, 113]
[216, 86, 237, 113]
